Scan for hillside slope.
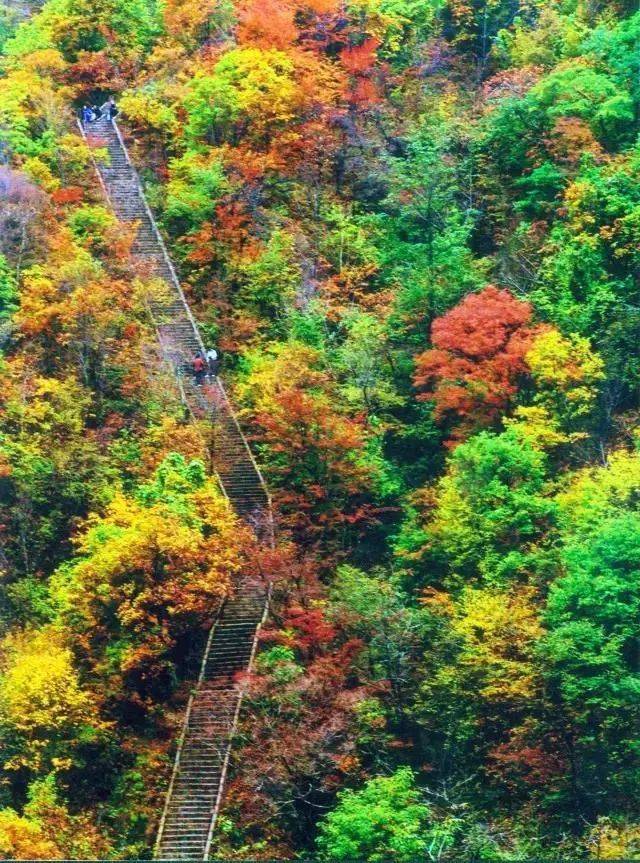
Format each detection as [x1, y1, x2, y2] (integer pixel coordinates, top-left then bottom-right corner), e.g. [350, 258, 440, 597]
[2, 0, 640, 858]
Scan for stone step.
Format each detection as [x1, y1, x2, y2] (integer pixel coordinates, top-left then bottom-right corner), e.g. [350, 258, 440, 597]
[204, 638, 256, 648]
[207, 641, 255, 651]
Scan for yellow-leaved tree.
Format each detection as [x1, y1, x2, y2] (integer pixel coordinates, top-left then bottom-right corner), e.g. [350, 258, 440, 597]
[0, 808, 61, 860]
[508, 328, 604, 447]
[50, 452, 253, 706]
[588, 818, 640, 859]
[0, 627, 106, 772]
[451, 585, 543, 704]
[0, 775, 111, 859]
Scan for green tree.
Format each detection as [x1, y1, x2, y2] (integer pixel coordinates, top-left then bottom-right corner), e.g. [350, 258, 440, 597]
[163, 151, 229, 236]
[380, 131, 484, 352]
[0, 254, 17, 325]
[396, 429, 556, 585]
[33, 0, 161, 60]
[329, 566, 430, 712]
[542, 513, 640, 813]
[316, 768, 448, 862]
[334, 311, 403, 415]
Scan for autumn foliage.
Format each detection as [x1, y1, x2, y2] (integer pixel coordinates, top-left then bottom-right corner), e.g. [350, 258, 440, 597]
[2, 0, 640, 857]
[414, 286, 536, 443]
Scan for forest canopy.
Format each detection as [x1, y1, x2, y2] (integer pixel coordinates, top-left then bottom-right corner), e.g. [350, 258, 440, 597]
[2, 0, 640, 858]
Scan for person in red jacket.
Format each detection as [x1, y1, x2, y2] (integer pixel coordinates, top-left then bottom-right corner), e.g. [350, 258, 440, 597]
[192, 352, 206, 385]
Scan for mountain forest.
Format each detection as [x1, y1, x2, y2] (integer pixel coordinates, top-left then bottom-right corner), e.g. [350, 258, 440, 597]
[1, 0, 640, 858]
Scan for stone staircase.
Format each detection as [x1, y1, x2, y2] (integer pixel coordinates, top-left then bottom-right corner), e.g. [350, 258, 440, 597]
[80, 115, 271, 859]
[156, 582, 267, 859]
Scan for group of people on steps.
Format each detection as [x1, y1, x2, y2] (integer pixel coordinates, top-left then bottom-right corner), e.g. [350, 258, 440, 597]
[192, 349, 220, 385]
[81, 97, 118, 125]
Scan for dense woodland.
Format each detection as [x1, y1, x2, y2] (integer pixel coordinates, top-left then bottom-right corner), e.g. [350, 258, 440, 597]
[1, 0, 640, 857]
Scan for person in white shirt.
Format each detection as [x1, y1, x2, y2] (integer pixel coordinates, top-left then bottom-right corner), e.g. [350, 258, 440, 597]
[206, 348, 219, 378]
[101, 97, 118, 120]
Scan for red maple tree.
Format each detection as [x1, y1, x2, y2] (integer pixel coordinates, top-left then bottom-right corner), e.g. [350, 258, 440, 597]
[414, 285, 537, 444]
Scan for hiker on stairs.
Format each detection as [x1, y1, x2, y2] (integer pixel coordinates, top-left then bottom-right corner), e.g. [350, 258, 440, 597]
[192, 351, 206, 386]
[206, 347, 219, 379]
[101, 97, 118, 120]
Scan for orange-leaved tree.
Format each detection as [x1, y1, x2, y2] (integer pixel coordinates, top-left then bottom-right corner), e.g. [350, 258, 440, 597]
[413, 285, 537, 444]
[237, 342, 378, 552]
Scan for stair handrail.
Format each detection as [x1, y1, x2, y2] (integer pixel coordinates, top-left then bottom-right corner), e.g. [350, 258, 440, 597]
[187, 377, 271, 514]
[81, 113, 274, 859]
[211, 376, 273, 516]
[157, 577, 272, 859]
[78, 117, 193, 414]
[153, 687, 195, 859]
[76, 118, 113, 208]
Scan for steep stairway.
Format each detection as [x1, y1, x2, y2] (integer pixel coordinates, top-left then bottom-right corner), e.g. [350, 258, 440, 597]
[80, 115, 271, 859]
[156, 580, 267, 859]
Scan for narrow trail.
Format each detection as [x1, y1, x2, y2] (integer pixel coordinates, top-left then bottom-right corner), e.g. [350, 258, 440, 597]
[81, 115, 272, 860]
